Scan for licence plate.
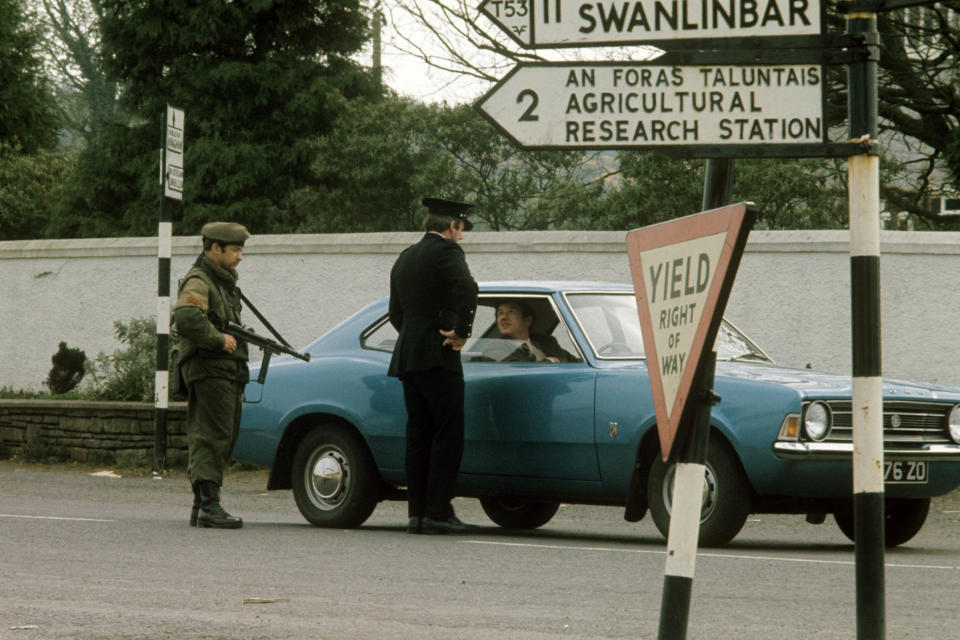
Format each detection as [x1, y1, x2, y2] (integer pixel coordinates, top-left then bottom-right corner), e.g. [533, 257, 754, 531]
[884, 460, 928, 484]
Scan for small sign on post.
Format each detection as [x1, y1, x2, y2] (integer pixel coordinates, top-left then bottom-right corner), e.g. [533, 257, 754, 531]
[164, 106, 185, 201]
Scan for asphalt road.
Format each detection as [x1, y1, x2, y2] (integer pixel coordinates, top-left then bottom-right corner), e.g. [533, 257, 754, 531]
[2, 461, 959, 640]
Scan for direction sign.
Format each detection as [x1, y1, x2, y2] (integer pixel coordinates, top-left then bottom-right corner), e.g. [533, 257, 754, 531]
[475, 61, 824, 150]
[479, 0, 822, 48]
[626, 203, 754, 460]
[164, 106, 184, 201]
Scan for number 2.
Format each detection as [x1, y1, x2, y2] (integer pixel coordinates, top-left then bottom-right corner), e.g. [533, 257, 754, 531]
[517, 89, 539, 121]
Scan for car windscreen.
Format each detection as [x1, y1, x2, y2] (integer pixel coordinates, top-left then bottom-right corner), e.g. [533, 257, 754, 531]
[565, 293, 646, 358]
[564, 292, 771, 363]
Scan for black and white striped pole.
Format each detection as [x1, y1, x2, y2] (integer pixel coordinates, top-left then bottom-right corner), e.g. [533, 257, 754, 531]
[154, 105, 184, 474]
[846, 5, 885, 638]
[657, 353, 718, 640]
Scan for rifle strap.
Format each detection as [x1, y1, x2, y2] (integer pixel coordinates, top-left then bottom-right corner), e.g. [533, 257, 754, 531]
[240, 292, 293, 348]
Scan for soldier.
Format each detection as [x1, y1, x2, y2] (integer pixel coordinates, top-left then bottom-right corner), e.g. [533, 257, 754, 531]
[173, 222, 250, 529]
[388, 198, 479, 535]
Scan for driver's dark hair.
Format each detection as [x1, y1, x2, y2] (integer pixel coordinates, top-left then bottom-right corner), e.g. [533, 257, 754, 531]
[497, 299, 536, 323]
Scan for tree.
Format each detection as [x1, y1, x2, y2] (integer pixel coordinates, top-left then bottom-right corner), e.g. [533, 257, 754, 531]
[52, 0, 376, 237]
[0, 0, 61, 153]
[291, 94, 454, 232]
[295, 95, 612, 231]
[0, 143, 73, 239]
[874, 5, 960, 223]
[37, 0, 121, 151]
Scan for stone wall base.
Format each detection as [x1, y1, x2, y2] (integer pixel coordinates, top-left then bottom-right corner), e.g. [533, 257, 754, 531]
[0, 400, 187, 463]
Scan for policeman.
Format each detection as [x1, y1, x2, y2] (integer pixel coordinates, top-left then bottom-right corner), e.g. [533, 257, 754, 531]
[388, 198, 479, 534]
[173, 222, 250, 529]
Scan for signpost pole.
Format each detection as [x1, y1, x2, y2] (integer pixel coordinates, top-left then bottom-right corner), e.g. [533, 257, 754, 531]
[845, 4, 884, 638]
[657, 352, 718, 640]
[154, 112, 171, 474]
[701, 160, 734, 211]
[154, 105, 184, 474]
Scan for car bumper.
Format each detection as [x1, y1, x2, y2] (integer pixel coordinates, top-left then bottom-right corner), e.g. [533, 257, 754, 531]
[774, 441, 960, 460]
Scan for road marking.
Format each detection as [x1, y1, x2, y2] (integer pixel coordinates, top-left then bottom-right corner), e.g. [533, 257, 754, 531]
[0, 513, 114, 522]
[463, 540, 960, 571]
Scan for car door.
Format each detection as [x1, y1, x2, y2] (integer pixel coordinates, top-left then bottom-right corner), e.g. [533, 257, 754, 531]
[458, 297, 600, 481]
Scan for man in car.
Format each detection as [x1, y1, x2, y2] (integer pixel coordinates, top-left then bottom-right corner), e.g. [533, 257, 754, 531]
[495, 300, 578, 363]
[388, 197, 479, 535]
[173, 222, 250, 529]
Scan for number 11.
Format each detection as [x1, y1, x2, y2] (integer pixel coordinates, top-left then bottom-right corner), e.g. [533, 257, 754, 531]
[541, 0, 561, 23]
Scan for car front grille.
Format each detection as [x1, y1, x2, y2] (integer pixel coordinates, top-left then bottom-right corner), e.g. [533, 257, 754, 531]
[821, 400, 954, 445]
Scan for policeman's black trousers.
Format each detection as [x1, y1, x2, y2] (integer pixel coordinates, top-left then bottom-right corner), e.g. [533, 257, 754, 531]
[400, 368, 465, 520]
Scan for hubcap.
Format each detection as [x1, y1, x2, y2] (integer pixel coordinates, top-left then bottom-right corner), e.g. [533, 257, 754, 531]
[661, 462, 719, 523]
[307, 448, 349, 509]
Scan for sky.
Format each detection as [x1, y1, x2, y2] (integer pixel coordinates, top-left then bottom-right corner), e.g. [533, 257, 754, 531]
[358, 6, 495, 106]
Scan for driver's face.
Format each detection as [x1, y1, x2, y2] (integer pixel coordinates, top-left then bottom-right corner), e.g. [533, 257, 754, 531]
[496, 303, 532, 340]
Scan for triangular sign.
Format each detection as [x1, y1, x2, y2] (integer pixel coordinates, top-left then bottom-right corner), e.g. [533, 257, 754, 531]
[626, 203, 754, 460]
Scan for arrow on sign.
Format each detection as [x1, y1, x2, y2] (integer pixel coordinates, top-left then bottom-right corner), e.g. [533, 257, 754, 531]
[479, 0, 822, 49]
[475, 61, 825, 151]
[626, 203, 754, 460]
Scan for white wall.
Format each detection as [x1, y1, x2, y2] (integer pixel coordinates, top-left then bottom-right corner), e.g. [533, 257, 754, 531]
[2, 230, 959, 391]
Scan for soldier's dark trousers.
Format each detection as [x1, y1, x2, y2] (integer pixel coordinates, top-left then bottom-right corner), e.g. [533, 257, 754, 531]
[186, 376, 243, 486]
[401, 368, 465, 521]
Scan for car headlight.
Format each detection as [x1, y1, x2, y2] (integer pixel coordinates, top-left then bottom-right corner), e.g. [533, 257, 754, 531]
[948, 405, 960, 444]
[803, 401, 831, 441]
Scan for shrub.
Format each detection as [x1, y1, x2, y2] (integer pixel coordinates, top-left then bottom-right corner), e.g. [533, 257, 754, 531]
[84, 317, 156, 402]
[46, 342, 86, 394]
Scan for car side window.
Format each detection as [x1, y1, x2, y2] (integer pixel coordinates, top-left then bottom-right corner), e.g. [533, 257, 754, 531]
[462, 296, 582, 364]
[361, 318, 397, 352]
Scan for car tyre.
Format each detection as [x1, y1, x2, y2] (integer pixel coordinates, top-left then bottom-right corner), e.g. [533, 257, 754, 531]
[291, 424, 379, 528]
[480, 496, 561, 529]
[646, 436, 752, 547]
[833, 497, 930, 547]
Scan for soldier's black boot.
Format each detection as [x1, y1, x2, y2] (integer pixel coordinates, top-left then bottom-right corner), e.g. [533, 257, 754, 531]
[189, 482, 201, 527]
[196, 480, 243, 529]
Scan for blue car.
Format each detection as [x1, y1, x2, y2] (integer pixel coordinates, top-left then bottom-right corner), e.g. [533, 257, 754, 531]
[234, 282, 960, 546]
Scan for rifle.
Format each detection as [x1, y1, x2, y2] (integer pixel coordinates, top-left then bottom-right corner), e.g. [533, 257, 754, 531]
[224, 321, 310, 384]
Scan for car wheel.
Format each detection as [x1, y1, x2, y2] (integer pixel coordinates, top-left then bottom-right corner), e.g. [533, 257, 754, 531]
[646, 436, 752, 547]
[291, 424, 379, 528]
[480, 496, 561, 529]
[833, 497, 930, 547]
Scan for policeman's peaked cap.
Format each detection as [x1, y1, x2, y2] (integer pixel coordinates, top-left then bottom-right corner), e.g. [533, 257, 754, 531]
[201, 221, 250, 246]
[422, 197, 474, 231]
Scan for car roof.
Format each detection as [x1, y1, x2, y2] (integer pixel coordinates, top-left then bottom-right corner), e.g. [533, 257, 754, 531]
[477, 281, 634, 294]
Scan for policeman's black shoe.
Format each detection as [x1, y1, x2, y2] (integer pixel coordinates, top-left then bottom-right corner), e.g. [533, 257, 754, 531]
[189, 483, 201, 527]
[407, 516, 422, 534]
[421, 515, 475, 534]
[196, 480, 243, 529]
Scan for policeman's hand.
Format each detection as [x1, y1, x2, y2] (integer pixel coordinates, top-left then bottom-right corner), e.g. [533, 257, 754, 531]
[222, 333, 238, 354]
[439, 328, 466, 351]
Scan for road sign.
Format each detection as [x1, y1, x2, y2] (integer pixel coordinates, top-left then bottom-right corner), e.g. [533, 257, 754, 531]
[164, 106, 184, 201]
[476, 61, 824, 151]
[479, 0, 822, 48]
[626, 203, 754, 460]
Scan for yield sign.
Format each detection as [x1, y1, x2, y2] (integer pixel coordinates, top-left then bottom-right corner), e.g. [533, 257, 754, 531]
[626, 203, 754, 460]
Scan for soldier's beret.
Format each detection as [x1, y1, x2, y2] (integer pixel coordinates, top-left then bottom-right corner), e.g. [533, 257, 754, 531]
[422, 197, 474, 231]
[201, 222, 250, 246]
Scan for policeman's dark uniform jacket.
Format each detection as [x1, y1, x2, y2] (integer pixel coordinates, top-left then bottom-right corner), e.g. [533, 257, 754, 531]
[388, 198, 478, 534]
[173, 221, 250, 530]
